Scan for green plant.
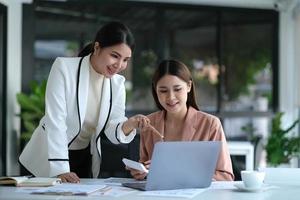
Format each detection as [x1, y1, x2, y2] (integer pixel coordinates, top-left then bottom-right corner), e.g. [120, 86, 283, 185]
[265, 112, 300, 166]
[16, 80, 46, 142]
[241, 123, 263, 168]
[133, 49, 157, 89]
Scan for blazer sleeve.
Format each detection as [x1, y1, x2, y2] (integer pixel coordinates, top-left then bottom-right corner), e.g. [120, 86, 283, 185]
[44, 58, 70, 177]
[104, 76, 136, 144]
[209, 117, 235, 181]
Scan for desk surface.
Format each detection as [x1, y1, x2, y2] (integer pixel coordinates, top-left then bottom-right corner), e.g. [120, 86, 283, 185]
[0, 179, 299, 200]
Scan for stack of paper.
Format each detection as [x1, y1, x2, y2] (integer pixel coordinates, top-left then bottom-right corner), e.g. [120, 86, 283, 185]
[31, 183, 106, 195]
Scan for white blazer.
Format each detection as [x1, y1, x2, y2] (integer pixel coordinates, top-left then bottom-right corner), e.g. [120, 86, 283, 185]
[19, 55, 136, 178]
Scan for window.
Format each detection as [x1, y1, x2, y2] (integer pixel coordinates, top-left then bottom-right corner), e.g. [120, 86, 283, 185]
[34, 40, 79, 82]
[0, 2, 7, 176]
[23, 0, 278, 178]
[28, 1, 278, 140]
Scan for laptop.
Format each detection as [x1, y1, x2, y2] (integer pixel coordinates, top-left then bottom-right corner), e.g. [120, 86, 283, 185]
[122, 141, 221, 191]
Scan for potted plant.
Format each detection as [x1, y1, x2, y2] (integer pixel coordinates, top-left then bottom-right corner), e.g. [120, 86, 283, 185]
[241, 123, 263, 168]
[265, 112, 300, 166]
[16, 80, 46, 145]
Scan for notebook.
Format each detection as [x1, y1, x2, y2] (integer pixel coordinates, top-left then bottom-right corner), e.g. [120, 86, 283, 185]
[122, 141, 221, 191]
[0, 176, 61, 187]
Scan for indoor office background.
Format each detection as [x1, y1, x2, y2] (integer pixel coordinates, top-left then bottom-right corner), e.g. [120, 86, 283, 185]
[0, 0, 282, 179]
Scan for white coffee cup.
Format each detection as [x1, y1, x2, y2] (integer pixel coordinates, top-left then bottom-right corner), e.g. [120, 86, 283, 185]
[241, 170, 265, 189]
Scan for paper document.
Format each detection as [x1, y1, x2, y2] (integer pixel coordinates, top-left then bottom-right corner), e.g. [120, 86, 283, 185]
[90, 186, 136, 197]
[139, 188, 207, 198]
[31, 183, 106, 195]
[209, 181, 237, 190]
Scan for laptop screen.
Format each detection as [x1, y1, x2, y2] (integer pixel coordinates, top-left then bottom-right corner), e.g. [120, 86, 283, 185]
[123, 141, 221, 191]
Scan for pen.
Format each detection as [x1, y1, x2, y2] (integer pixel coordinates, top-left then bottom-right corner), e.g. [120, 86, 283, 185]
[100, 186, 111, 195]
[149, 125, 164, 139]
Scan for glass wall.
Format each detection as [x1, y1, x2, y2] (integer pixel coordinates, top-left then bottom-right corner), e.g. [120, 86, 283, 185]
[26, 1, 278, 141]
[20, 2, 279, 175]
[219, 10, 277, 141]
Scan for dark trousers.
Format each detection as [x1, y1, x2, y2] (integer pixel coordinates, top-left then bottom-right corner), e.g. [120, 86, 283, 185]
[69, 144, 92, 178]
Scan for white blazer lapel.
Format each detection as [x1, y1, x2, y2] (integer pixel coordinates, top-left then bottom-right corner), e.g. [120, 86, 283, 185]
[77, 55, 90, 126]
[97, 78, 111, 132]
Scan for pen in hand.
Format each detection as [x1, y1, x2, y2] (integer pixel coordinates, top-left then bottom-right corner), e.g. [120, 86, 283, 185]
[148, 125, 164, 139]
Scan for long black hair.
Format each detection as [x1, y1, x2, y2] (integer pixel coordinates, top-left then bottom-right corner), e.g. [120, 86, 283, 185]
[152, 59, 199, 111]
[78, 21, 135, 57]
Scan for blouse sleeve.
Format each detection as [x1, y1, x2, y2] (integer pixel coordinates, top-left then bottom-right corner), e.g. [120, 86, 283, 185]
[139, 128, 151, 163]
[209, 117, 235, 181]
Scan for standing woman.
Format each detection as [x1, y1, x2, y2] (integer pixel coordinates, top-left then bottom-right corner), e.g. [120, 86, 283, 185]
[129, 59, 234, 181]
[19, 21, 149, 183]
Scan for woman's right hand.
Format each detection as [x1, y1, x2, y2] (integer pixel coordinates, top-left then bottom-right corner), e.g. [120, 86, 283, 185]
[122, 114, 151, 135]
[127, 160, 151, 180]
[58, 172, 80, 183]
[128, 114, 151, 130]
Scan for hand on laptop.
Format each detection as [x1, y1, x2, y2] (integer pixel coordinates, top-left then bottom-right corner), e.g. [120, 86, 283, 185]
[127, 160, 151, 180]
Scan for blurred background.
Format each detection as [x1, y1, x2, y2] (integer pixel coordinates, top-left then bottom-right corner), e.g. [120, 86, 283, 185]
[1, 0, 300, 180]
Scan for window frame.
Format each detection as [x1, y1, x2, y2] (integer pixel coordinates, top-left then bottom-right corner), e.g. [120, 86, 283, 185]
[0, 2, 7, 176]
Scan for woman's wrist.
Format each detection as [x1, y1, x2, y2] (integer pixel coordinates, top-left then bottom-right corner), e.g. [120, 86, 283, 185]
[122, 120, 135, 135]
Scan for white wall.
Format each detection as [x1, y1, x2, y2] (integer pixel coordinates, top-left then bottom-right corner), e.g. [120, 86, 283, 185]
[296, 5, 300, 109]
[295, 4, 300, 167]
[279, 2, 300, 129]
[0, 0, 31, 175]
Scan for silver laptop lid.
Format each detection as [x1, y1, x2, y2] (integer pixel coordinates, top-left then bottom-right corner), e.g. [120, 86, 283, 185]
[145, 141, 221, 190]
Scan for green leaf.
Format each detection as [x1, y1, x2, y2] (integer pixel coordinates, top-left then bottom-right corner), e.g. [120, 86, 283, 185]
[266, 112, 300, 166]
[24, 120, 36, 133]
[16, 80, 46, 144]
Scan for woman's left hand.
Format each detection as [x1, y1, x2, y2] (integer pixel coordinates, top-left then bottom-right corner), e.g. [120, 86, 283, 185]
[126, 160, 151, 180]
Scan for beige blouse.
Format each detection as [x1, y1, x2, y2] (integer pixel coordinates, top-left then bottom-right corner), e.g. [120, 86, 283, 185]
[69, 62, 104, 149]
[140, 106, 234, 181]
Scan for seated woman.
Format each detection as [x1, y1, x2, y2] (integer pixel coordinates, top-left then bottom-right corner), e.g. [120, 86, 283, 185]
[128, 59, 234, 181]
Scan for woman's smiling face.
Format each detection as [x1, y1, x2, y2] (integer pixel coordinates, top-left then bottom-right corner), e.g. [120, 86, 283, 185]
[90, 42, 132, 78]
[156, 74, 191, 114]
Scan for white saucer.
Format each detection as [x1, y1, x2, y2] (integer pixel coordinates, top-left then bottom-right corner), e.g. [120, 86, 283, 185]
[234, 183, 266, 192]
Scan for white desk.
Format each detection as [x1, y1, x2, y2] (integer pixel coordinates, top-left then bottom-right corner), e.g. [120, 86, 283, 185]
[0, 179, 299, 200]
[228, 141, 254, 170]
